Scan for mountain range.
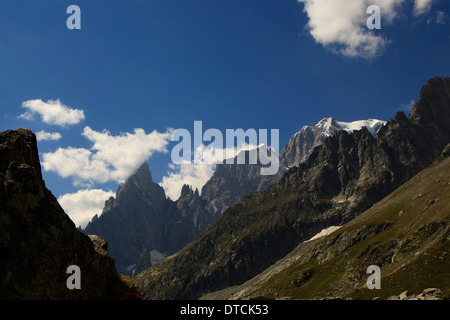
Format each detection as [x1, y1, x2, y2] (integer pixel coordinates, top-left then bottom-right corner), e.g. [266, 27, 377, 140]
[279, 118, 386, 167]
[205, 143, 450, 300]
[82, 116, 384, 276]
[1, 76, 448, 300]
[132, 76, 450, 299]
[83, 146, 285, 276]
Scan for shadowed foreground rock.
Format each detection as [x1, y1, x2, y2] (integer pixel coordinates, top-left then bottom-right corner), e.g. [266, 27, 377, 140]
[0, 129, 135, 299]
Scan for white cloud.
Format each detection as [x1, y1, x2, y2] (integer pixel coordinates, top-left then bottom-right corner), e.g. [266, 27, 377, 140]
[20, 99, 85, 126]
[41, 126, 172, 186]
[58, 189, 114, 228]
[297, 0, 439, 59]
[160, 162, 215, 200]
[41, 146, 111, 186]
[17, 111, 34, 121]
[414, 0, 433, 16]
[82, 126, 172, 182]
[297, 0, 391, 59]
[198, 142, 260, 165]
[36, 130, 62, 141]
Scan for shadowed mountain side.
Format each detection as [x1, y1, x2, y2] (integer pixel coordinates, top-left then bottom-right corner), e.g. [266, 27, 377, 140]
[0, 129, 133, 299]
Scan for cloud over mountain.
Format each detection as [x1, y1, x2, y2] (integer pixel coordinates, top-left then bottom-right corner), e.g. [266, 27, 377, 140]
[41, 126, 172, 186]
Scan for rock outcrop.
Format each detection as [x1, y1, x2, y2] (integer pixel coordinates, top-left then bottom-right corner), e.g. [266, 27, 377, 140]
[0, 129, 131, 299]
[387, 288, 444, 300]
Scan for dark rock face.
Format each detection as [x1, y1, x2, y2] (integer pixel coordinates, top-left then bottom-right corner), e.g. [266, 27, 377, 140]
[133, 77, 450, 300]
[0, 129, 129, 299]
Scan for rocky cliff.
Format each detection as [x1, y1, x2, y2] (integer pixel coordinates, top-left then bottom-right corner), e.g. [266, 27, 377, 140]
[0, 129, 132, 299]
[133, 77, 450, 299]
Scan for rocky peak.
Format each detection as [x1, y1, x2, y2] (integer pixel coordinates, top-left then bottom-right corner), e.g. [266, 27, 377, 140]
[83, 161, 214, 275]
[112, 162, 166, 210]
[279, 117, 386, 168]
[180, 184, 196, 198]
[0, 128, 43, 182]
[134, 162, 153, 183]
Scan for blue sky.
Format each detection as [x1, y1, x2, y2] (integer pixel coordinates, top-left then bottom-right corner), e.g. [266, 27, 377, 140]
[1, 0, 449, 227]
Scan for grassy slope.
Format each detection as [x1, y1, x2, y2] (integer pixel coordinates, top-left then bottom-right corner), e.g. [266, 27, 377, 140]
[209, 154, 450, 300]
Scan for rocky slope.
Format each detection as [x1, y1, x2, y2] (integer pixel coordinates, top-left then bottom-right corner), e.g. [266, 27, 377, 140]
[0, 129, 132, 299]
[205, 146, 450, 300]
[279, 118, 386, 167]
[133, 76, 450, 299]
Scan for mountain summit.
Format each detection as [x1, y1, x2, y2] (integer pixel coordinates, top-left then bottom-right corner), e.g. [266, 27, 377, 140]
[83, 162, 215, 276]
[280, 117, 386, 167]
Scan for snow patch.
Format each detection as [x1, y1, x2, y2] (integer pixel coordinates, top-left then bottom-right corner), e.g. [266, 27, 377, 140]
[294, 117, 386, 138]
[335, 118, 386, 137]
[305, 226, 341, 242]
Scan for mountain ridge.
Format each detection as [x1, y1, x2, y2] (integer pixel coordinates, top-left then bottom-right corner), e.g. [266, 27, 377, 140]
[132, 76, 450, 299]
[84, 146, 286, 275]
[280, 117, 386, 167]
[217, 145, 450, 300]
[82, 115, 384, 276]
